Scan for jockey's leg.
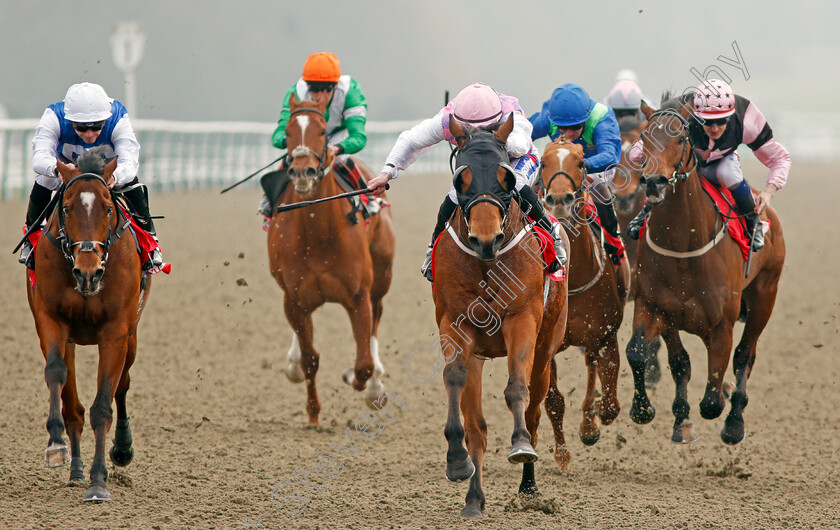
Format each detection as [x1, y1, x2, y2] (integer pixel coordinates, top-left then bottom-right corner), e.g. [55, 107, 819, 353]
[517, 185, 567, 269]
[626, 202, 652, 240]
[121, 182, 164, 268]
[590, 180, 626, 264]
[717, 154, 764, 251]
[20, 181, 53, 265]
[420, 194, 458, 282]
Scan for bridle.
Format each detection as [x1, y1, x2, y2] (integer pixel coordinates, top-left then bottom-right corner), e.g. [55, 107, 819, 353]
[452, 134, 517, 234]
[538, 138, 587, 201]
[641, 110, 698, 189]
[288, 107, 331, 180]
[43, 173, 131, 267]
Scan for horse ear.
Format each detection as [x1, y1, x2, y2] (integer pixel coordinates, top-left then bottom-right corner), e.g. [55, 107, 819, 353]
[640, 101, 655, 120]
[449, 115, 468, 150]
[55, 160, 73, 184]
[289, 92, 299, 110]
[493, 113, 514, 144]
[103, 157, 118, 182]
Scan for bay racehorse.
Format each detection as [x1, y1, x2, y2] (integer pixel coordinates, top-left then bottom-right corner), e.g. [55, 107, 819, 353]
[27, 147, 150, 501]
[627, 94, 785, 445]
[537, 137, 629, 470]
[433, 115, 568, 517]
[613, 114, 664, 387]
[267, 94, 396, 425]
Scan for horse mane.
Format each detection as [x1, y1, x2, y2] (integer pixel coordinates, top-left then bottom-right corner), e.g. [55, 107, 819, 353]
[658, 90, 694, 113]
[76, 146, 109, 175]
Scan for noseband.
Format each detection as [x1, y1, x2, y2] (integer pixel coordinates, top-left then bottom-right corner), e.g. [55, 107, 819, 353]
[43, 173, 130, 267]
[288, 107, 331, 180]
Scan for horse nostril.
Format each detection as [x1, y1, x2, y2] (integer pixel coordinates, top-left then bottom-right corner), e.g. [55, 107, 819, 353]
[655, 176, 668, 187]
[544, 194, 557, 208]
[304, 167, 317, 179]
[468, 235, 480, 249]
[92, 269, 105, 285]
[287, 167, 298, 178]
[72, 268, 85, 286]
[494, 232, 505, 248]
[563, 193, 575, 206]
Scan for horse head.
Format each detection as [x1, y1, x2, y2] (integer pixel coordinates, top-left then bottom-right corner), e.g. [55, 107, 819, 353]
[539, 137, 586, 222]
[54, 148, 118, 295]
[286, 93, 332, 196]
[637, 94, 697, 204]
[449, 113, 516, 261]
[613, 116, 646, 214]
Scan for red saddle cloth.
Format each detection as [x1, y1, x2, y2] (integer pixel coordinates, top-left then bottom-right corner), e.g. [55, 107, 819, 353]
[24, 209, 170, 288]
[638, 178, 756, 261]
[583, 199, 627, 262]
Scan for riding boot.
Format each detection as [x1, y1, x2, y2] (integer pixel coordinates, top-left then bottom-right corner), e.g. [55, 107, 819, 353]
[593, 200, 626, 264]
[20, 183, 53, 265]
[626, 202, 652, 240]
[122, 185, 163, 268]
[517, 186, 567, 269]
[258, 158, 290, 220]
[729, 180, 764, 250]
[421, 196, 458, 282]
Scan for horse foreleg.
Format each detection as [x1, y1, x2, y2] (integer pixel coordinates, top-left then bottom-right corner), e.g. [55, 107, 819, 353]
[442, 342, 474, 484]
[520, 354, 550, 497]
[662, 329, 696, 444]
[39, 317, 69, 469]
[60, 343, 86, 482]
[626, 307, 666, 424]
[341, 293, 375, 397]
[460, 356, 487, 518]
[597, 334, 621, 426]
[85, 336, 129, 502]
[283, 297, 320, 425]
[579, 348, 601, 446]
[110, 333, 137, 468]
[543, 358, 569, 471]
[699, 321, 734, 423]
[502, 315, 539, 464]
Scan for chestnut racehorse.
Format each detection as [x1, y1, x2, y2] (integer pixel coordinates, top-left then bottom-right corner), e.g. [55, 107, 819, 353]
[613, 114, 664, 387]
[627, 95, 785, 445]
[27, 148, 150, 502]
[537, 138, 629, 470]
[267, 94, 396, 425]
[434, 115, 568, 517]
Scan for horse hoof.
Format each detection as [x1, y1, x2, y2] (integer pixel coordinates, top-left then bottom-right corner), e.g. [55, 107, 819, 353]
[45, 443, 69, 468]
[110, 445, 134, 467]
[366, 386, 386, 410]
[722, 381, 736, 399]
[580, 429, 601, 446]
[508, 442, 538, 464]
[83, 484, 112, 502]
[69, 457, 85, 483]
[341, 367, 355, 386]
[554, 445, 571, 472]
[285, 363, 305, 383]
[460, 503, 484, 518]
[629, 395, 655, 424]
[445, 456, 475, 483]
[671, 421, 698, 444]
[721, 418, 746, 445]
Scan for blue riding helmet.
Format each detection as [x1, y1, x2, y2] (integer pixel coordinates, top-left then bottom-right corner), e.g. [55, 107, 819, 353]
[548, 84, 592, 126]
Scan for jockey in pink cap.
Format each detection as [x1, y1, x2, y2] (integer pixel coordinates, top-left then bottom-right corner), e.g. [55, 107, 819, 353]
[367, 82, 566, 281]
[626, 79, 791, 251]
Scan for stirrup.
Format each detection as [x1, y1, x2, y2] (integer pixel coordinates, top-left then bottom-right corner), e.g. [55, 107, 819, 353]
[19, 239, 33, 265]
[751, 227, 765, 251]
[550, 221, 568, 267]
[420, 245, 433, 282]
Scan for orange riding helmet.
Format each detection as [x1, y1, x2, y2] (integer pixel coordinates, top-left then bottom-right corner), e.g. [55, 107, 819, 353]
[302, 52, 341, 83]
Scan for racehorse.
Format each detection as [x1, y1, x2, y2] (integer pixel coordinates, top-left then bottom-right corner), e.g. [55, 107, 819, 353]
[537, 137, 629, 470]
[433, 114, 568, 517]
[27, 147, 150, 502]
[267, 94, 396, 425]
[613, 114, 664, 387]
[627, 94, 786, 445]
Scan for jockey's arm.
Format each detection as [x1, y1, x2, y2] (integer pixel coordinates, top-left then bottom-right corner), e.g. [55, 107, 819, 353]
[585, 118, 621, 172]
[507, 112, 534, 158]
[110, 116, 141, 188]
[31, 108, 62, 178]
[527, 101, 552, 140]
[743, 101, 790, 214]
[337, 115, 367, 155]
[271, 85, 297, 150]
[370, 113, 445, 195]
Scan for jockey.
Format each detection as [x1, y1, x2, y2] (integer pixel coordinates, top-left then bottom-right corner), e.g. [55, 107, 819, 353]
[605, 79, 646, 121]
[626, 79, 791, 251]
[20, 82, 162, 271]
[366, 82, 567, 282]
[259, 52, 368, 223]
[530, 83, 626, 264]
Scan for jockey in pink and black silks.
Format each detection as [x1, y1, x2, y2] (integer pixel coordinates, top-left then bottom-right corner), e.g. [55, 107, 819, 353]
[626, 79, 791, 250]
[366, 82, 567, 282]
[20, 82, 162, 271]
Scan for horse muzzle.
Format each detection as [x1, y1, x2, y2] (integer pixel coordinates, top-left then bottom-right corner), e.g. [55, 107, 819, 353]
[543, 193, 575, 220]
[289, 166, 319, 194]
[467, 232, 505, 261]
[72, 266, 105, 295]
[640, 174, 669, 204]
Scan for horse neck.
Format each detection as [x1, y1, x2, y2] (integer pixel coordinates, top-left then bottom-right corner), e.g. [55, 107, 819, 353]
[287, 169, 344, 235]
[566, 202, 596, 272]
[648, 169, 719, 250]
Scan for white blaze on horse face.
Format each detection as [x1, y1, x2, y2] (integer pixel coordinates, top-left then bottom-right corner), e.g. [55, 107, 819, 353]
[80, 192, 95, 217]
[295, 115, 310, 142]
[553, 148, 570, 172]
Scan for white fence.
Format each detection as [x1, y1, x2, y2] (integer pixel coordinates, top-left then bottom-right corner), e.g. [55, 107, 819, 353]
[0, 119, 453, 200]
[0, 112, 835, 200]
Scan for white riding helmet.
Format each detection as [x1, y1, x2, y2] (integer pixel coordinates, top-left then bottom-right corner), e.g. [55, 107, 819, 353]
[64, 83, 112, 123]
[614, 69, 639, 83]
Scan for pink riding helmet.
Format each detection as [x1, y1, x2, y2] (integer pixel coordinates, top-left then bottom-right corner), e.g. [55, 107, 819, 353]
[693, 79, 736, 119]
[451, 83, 503, 128]
[606, 80, 643, 110]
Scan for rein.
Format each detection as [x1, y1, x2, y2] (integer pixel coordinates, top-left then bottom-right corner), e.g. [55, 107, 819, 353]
[43, 173, 131, 266]
[288, 107, 331, 180]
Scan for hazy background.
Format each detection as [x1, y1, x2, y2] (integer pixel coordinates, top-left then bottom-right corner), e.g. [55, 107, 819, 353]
[1, 1, 837, 123]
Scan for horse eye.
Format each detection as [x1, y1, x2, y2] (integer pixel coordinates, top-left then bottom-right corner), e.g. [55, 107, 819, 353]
[62, 206, 70, 215]
[678, 136, 685, 144]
